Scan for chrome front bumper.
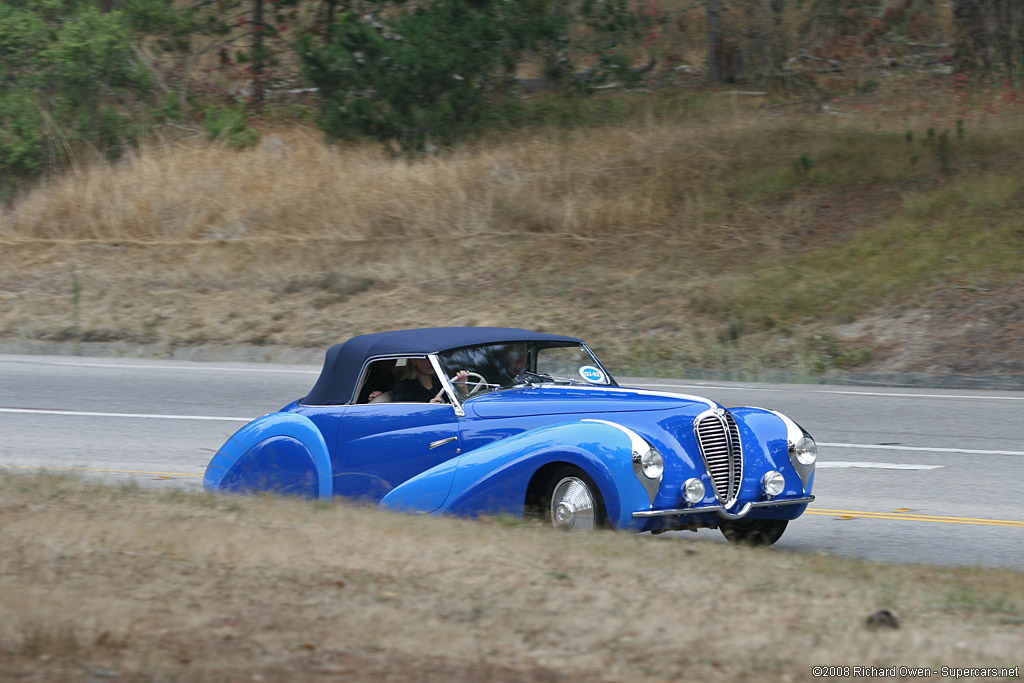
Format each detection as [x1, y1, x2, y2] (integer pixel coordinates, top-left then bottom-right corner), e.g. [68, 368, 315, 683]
[632, 495, 815, 521]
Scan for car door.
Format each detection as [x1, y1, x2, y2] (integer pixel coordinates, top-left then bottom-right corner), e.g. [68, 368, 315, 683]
[331, 401, 461, 509]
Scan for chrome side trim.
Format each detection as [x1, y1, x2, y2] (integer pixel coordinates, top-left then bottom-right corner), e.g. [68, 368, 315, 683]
[429, 436, 458, 450]
[631, 496, 815, 519]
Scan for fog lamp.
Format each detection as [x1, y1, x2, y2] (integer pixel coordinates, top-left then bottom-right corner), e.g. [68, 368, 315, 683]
[761, 470, 785, 498]
[682, 478, 705, 505]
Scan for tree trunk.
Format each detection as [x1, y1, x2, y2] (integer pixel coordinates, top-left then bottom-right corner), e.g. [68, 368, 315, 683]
[326, 0, 339, 38]
[252, 0, 264, 104]
[707, 0, 724, 84]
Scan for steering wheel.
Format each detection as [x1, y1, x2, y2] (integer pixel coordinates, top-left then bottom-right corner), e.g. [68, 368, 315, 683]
[450, 371, 488, 397]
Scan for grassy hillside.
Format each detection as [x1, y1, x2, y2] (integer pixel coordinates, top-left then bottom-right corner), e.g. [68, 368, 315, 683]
[1, 84, 1022, 379]
[2, 473, 1022, 682]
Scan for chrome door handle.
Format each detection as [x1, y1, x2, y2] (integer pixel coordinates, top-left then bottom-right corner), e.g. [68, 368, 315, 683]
[429, 436, 458, 450]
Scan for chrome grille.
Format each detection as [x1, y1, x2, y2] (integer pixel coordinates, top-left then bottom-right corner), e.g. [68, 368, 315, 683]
[694, 409, 743, 508]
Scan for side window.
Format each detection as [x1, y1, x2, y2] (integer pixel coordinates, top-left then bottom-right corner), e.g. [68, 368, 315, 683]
[356, 358, 402, 404]
[359, 357, 450, 404]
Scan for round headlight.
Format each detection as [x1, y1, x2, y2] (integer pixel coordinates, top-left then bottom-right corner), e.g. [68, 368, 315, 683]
[640, 448, 664, 479]
[792, 436, 817, 466]
[761, 470, 785, 497]
[682, 478, 705, 505]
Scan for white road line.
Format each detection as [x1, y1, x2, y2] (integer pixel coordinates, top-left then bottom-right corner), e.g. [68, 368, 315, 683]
[820, 442, 1024, 457]
[631, 382, 780, 393]
[820, 389, 1024, 401]
[0, 359, 318, 374]
[0, 407, 251, 422]
[3, 408, 1019, 457]
[817, 461, 944, 470]
[631, 382, 1024, 401]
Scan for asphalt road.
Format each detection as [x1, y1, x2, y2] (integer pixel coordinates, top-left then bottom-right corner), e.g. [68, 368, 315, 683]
[2, 354, 1021, 571]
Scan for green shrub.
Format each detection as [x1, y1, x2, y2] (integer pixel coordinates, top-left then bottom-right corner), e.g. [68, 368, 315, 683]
[0, 1, 163, 193]
[0, 90, 45, 199]
[204, 106, 260, 148]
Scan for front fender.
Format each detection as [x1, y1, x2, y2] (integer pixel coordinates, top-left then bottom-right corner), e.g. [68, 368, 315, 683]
[380, 420, 653, 530]
[729, 407, 816, 501]
[204, 412, 332, 500]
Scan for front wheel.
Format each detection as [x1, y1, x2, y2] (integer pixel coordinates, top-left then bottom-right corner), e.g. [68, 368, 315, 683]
[543, 467, 607, 531]
[719, 518, 788, 546]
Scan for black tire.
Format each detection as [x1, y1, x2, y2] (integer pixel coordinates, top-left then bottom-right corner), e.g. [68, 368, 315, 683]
[719, 518, 788, 546]
[539, 466, 608, 531]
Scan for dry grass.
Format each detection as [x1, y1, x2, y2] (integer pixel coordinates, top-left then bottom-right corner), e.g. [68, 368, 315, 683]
[1, 473, 1021, 682]
[0, 103, 797, 371]
[0, 119, 768, 242]
[2, 89, 1023, 377]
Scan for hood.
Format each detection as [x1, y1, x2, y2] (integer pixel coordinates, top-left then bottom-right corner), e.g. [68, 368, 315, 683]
[465, 385, 718, 419]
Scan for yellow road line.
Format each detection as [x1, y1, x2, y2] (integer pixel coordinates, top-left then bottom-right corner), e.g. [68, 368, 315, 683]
[807, 508, 1024, 528]
[0, 464, 202, 478]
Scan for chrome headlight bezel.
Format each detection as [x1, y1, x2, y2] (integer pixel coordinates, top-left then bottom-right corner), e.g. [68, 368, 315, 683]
[791, 436, 817, 466]
[639, 447, 664, 480]
[630, 439, 664, 505]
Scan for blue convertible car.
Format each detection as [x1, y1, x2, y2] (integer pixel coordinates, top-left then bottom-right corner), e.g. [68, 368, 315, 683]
[205, 327, 816, 545]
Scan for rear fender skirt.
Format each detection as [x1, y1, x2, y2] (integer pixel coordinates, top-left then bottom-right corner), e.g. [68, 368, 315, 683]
[380, 420, 654, 530]
[204, 412, 332, 500]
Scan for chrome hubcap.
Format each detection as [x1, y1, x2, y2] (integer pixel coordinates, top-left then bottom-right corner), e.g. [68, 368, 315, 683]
[550, 476, 596, 531]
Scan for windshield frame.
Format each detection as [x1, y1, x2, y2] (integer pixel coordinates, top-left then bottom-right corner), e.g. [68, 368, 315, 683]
[435, 341, 617, 407]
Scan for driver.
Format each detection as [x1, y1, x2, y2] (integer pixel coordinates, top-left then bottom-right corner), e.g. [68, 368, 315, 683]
[499, 343, 528, 386]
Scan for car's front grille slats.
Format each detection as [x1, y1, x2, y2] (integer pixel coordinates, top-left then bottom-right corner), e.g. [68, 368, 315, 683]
[694, 409, 743, 508]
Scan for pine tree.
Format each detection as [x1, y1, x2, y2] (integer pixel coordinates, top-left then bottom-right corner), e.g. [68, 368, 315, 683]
[300, 0, 568, 150]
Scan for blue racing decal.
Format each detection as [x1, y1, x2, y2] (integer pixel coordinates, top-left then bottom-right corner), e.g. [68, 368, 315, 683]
[579, 365, 606, 384]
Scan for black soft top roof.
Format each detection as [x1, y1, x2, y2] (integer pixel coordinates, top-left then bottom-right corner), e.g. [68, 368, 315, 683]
[301, 327, 584, 405]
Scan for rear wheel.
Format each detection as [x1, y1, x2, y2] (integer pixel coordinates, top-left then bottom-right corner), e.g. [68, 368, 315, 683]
[542, 467, 607, 531]
[719, 518, 788, 546]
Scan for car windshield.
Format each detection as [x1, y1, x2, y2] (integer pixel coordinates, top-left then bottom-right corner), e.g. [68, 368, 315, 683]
[435, 341, 614, 402]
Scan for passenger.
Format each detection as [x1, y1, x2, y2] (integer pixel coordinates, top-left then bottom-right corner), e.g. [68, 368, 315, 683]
[391, 358, 468, 404]
[360, 358, 397, 403]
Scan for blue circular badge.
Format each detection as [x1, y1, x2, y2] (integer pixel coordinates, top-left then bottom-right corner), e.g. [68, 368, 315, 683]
[579, 365, 606, 384]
